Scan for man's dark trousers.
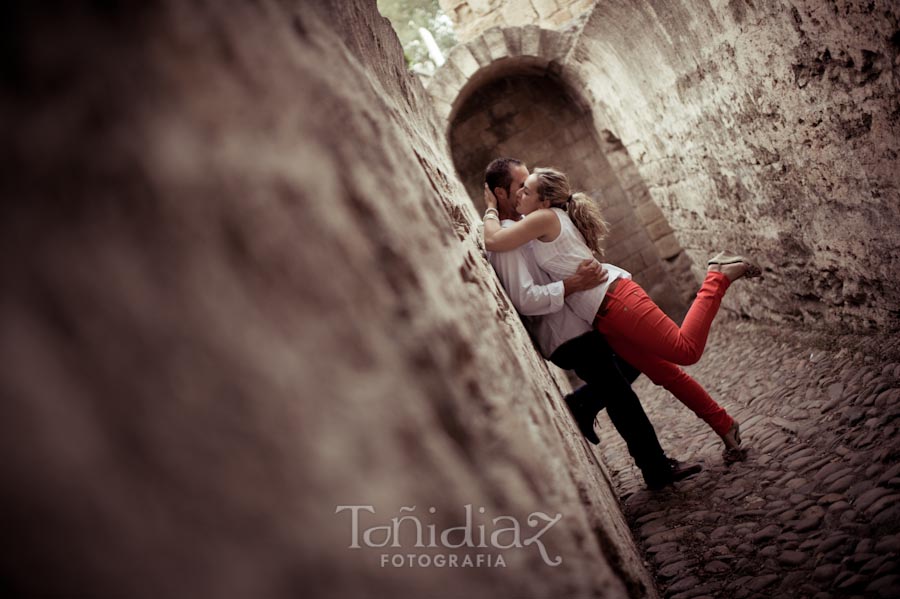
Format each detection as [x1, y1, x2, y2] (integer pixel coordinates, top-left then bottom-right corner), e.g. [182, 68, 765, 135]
[550, 330, 672, 484]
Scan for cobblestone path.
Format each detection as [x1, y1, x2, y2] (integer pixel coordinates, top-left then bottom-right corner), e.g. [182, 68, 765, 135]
[594, 318, 900, 599]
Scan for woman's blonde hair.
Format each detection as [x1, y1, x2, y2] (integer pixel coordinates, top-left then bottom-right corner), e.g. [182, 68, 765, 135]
[532, 167, 609, 257]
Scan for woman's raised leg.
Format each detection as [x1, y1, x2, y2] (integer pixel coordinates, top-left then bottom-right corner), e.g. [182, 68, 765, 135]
[595, 274, 730, 365]
[603, 332, 735, 436]
[603, 331, 746, 460]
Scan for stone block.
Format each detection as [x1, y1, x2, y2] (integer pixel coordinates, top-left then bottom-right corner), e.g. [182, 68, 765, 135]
[474, 12, 505, 38]
[428, 58, 467, 97]
[604, 149, 634, 171]
[601, 184, 630, 207]
[617, 251, 648, 275]
[520, 25, 542, 56]
[531, 0, 559, 20]
[605, 215, 642, 245]
[639, 262, 666, 284]
[635, 200, 665, 226]
[501, 1, 537, 28]
[641, 245, 662, 267]
[656, 232, 683, 260]
[547, 7, 574, 27]
[503, 26, 523, 57]
[454, 23, 477, 44]
[467, 0, 492, 14]
[626, 184, 653, 205]
[483, 27, 510, 61]
[608, 232, 654, 259]
[601, 200, 633, 226]
[645, 217, 674, 241]
[427, 72, 461, 106]
[466, 35, 493, 66]
[432, 98, 453, 121]
[616, 164, 648, 193]
[539, 29, 564, 60]
[447, 44, 481, 79]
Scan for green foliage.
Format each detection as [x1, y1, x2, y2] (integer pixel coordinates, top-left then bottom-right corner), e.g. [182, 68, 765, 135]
[377, 0, 457, 75]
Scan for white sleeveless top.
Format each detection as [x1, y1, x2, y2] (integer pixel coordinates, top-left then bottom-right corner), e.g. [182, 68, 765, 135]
[531, 208, 631, 324]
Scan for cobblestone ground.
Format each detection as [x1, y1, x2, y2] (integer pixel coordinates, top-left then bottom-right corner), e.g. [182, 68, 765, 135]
[594, 317, 900, 599]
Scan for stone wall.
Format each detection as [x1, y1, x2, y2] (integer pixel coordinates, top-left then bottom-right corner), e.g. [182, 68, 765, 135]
[439, 0, 596, 42]
[0, 2, 653, 598]
[569, 0, 900, 331]
[450, 72, 689, 317]
[436, 0, 900, 332]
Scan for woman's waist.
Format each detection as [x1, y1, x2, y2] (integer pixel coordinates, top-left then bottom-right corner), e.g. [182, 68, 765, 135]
[566, 270, 627, 320]
[599, 278, 621, 313]
[597, 273, 638, 314]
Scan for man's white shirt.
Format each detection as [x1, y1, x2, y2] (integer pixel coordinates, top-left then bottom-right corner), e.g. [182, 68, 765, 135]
[486, 219, 592, 357]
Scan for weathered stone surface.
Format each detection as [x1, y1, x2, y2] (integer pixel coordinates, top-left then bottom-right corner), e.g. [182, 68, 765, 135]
[440, 0, 596, 42]
[568, 0, 900, 333]
[438, 1, 900, 334]
[0, 2, 655, 598]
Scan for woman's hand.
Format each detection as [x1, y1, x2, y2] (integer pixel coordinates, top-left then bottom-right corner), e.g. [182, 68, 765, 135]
[483, 183, 498, 210]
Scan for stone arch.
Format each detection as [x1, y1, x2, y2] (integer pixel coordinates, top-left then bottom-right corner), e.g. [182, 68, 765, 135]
[427, 26, 695, 319]
[426, 25, 582, 124]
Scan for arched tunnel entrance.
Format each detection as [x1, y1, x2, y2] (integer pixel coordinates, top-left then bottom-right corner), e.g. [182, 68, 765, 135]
[447, 64, 693, 320]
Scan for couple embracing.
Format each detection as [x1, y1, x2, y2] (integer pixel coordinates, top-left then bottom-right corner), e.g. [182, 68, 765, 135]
[482, 158, 760, 490]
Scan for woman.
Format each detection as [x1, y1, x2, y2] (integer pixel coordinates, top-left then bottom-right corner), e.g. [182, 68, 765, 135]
[482, 167, 760, 463]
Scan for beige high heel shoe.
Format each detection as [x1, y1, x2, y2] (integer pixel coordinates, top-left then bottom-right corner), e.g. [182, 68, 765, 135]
[721, 421, 747, 464]
[708, 252, 762, 279]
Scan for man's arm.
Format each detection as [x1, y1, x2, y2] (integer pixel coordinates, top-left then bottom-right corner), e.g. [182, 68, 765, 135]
[563, 260, 608, 297]
[489, 249, 607, 316]
[489, 247, 563, 316]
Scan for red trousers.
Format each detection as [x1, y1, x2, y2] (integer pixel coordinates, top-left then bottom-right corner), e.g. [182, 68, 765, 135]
[594, 272, 734, 436]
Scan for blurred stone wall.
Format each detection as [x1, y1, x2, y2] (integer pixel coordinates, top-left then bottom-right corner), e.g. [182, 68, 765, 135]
[0, 2, 654, 599]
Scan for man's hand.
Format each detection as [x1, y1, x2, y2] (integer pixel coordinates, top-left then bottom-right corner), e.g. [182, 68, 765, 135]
[563, 259, 608, 296]
[483, 183, 498, 210]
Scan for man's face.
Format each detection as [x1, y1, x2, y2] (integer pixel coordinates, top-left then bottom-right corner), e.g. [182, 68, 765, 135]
[502, 164, 529, 214]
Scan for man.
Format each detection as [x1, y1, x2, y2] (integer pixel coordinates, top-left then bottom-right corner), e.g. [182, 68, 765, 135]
[482, 157, 700, 490]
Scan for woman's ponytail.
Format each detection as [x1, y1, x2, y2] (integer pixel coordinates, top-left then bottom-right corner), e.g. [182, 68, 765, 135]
[532, 167, 609, 257]
[567, 191, 609, 257]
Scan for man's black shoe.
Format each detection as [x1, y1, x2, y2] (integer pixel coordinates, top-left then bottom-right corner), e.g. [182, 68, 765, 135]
[563, 392, 602, 445]
[645, 458, 703, 490]
[669, 458, 702, 482]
